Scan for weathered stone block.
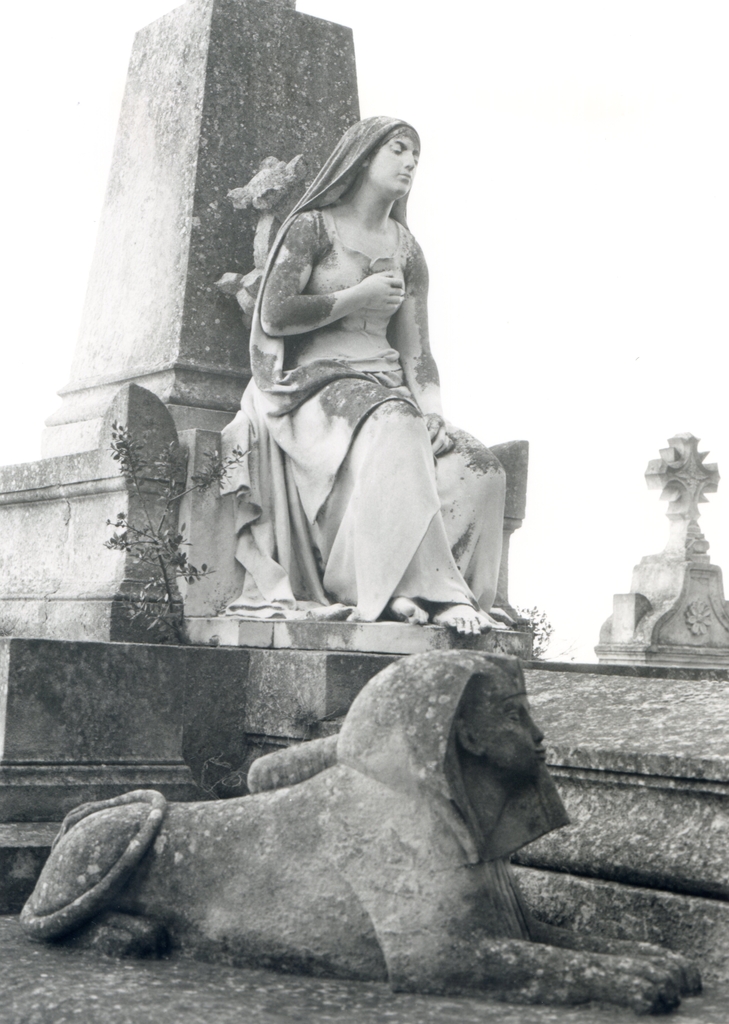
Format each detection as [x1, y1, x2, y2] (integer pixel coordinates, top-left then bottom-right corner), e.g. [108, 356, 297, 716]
[517, 664, 729, 898]
[0, 384, 179, 643]
[240, 649, 392, 740]
[0, 637, 270, 820]
[0, 639, 186, 765]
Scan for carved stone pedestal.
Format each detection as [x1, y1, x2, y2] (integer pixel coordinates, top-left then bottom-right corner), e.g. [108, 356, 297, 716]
[597, 557, 729, 667]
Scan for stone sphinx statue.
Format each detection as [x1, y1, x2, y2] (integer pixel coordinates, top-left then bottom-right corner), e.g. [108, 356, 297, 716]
[21, 652, 699, 1014]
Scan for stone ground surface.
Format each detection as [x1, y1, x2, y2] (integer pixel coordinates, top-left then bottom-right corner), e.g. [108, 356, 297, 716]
[1, 918, 727, 1024]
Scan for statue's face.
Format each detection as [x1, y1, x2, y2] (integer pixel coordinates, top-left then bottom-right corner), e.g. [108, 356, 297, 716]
[456, 683, 547, 786]
[363, 133, 419, 200]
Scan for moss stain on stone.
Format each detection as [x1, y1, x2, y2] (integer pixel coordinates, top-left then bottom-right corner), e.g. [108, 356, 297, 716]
[449, 429, 504, 477]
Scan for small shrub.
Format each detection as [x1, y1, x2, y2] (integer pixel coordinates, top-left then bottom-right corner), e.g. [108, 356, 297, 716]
[105, 421, 247, 643]
[515, 605, 554, 660]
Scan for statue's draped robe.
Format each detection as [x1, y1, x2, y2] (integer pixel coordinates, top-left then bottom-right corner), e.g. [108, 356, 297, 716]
[221, 118, 505, 620]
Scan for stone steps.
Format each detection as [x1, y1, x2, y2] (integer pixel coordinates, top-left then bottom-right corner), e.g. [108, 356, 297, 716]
[518, 664, 729, 900]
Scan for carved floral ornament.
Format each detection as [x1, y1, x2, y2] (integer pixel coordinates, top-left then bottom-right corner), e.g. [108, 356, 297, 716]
[684, 599, 713, 636]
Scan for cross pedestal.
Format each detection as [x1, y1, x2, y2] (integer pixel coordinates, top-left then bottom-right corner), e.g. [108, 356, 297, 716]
[597, 433, 729, 667]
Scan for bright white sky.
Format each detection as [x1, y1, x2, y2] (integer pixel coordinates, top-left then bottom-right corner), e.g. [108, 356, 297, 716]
[1, 1, 728, 660]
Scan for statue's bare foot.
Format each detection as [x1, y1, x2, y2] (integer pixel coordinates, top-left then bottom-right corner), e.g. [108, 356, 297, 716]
[490, 606, 530, 627]
[432, 604, 501, 635]
[305, 603, 353, 622]
[387, 597, 429, 626]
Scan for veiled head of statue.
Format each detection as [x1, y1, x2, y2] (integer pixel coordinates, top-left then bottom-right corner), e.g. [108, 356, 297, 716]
[337, 651, 569, 865]
[354, 126, 420, 203]
[293, 116, 420, 226]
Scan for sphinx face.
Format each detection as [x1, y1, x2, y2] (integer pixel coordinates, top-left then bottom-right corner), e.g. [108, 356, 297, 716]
[455, 679, 547, 789]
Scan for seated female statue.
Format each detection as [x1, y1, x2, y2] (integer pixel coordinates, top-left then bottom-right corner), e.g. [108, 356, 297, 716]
[221, 116, 506, 634]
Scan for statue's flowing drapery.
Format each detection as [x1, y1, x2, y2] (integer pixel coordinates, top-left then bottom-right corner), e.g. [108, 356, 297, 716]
[221, 117, 505, 620]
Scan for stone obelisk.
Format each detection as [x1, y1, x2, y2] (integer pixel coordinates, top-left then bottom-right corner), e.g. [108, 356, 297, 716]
[0, 0, 358, 643]
[42, 0, 359, 458]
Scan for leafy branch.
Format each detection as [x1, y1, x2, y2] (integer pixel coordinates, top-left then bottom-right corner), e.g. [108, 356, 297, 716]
[515, 605, 555, 661]
[105, 421, 247, 643]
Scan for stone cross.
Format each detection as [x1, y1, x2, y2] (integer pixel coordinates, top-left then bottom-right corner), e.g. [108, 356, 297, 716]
[645, 433, 720, 562]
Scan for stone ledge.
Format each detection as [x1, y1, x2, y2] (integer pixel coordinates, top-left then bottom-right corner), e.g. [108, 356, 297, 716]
[0, 765, 198, 823]
[546, 745, 729, 784]
[0, 822, 59, 845]
[188, 617, 532, 657]
[0, 449, 111, 495]
[524, 659, 729, 680]
[595, 642, 729, 669]
[524, 667, 729, 776]
[0, 472, 125, 506]
[519, 667, 729, 899]
[546, 761, 729, 796]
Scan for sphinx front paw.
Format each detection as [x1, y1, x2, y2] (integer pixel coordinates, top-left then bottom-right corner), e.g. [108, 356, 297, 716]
[588, 938, 702, 998]
[626, 944, 702, 998]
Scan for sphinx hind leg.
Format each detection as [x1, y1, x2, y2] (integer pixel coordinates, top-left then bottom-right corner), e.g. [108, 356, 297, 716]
[20, 790, 167, 944]
[62, 911, 169, 959]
